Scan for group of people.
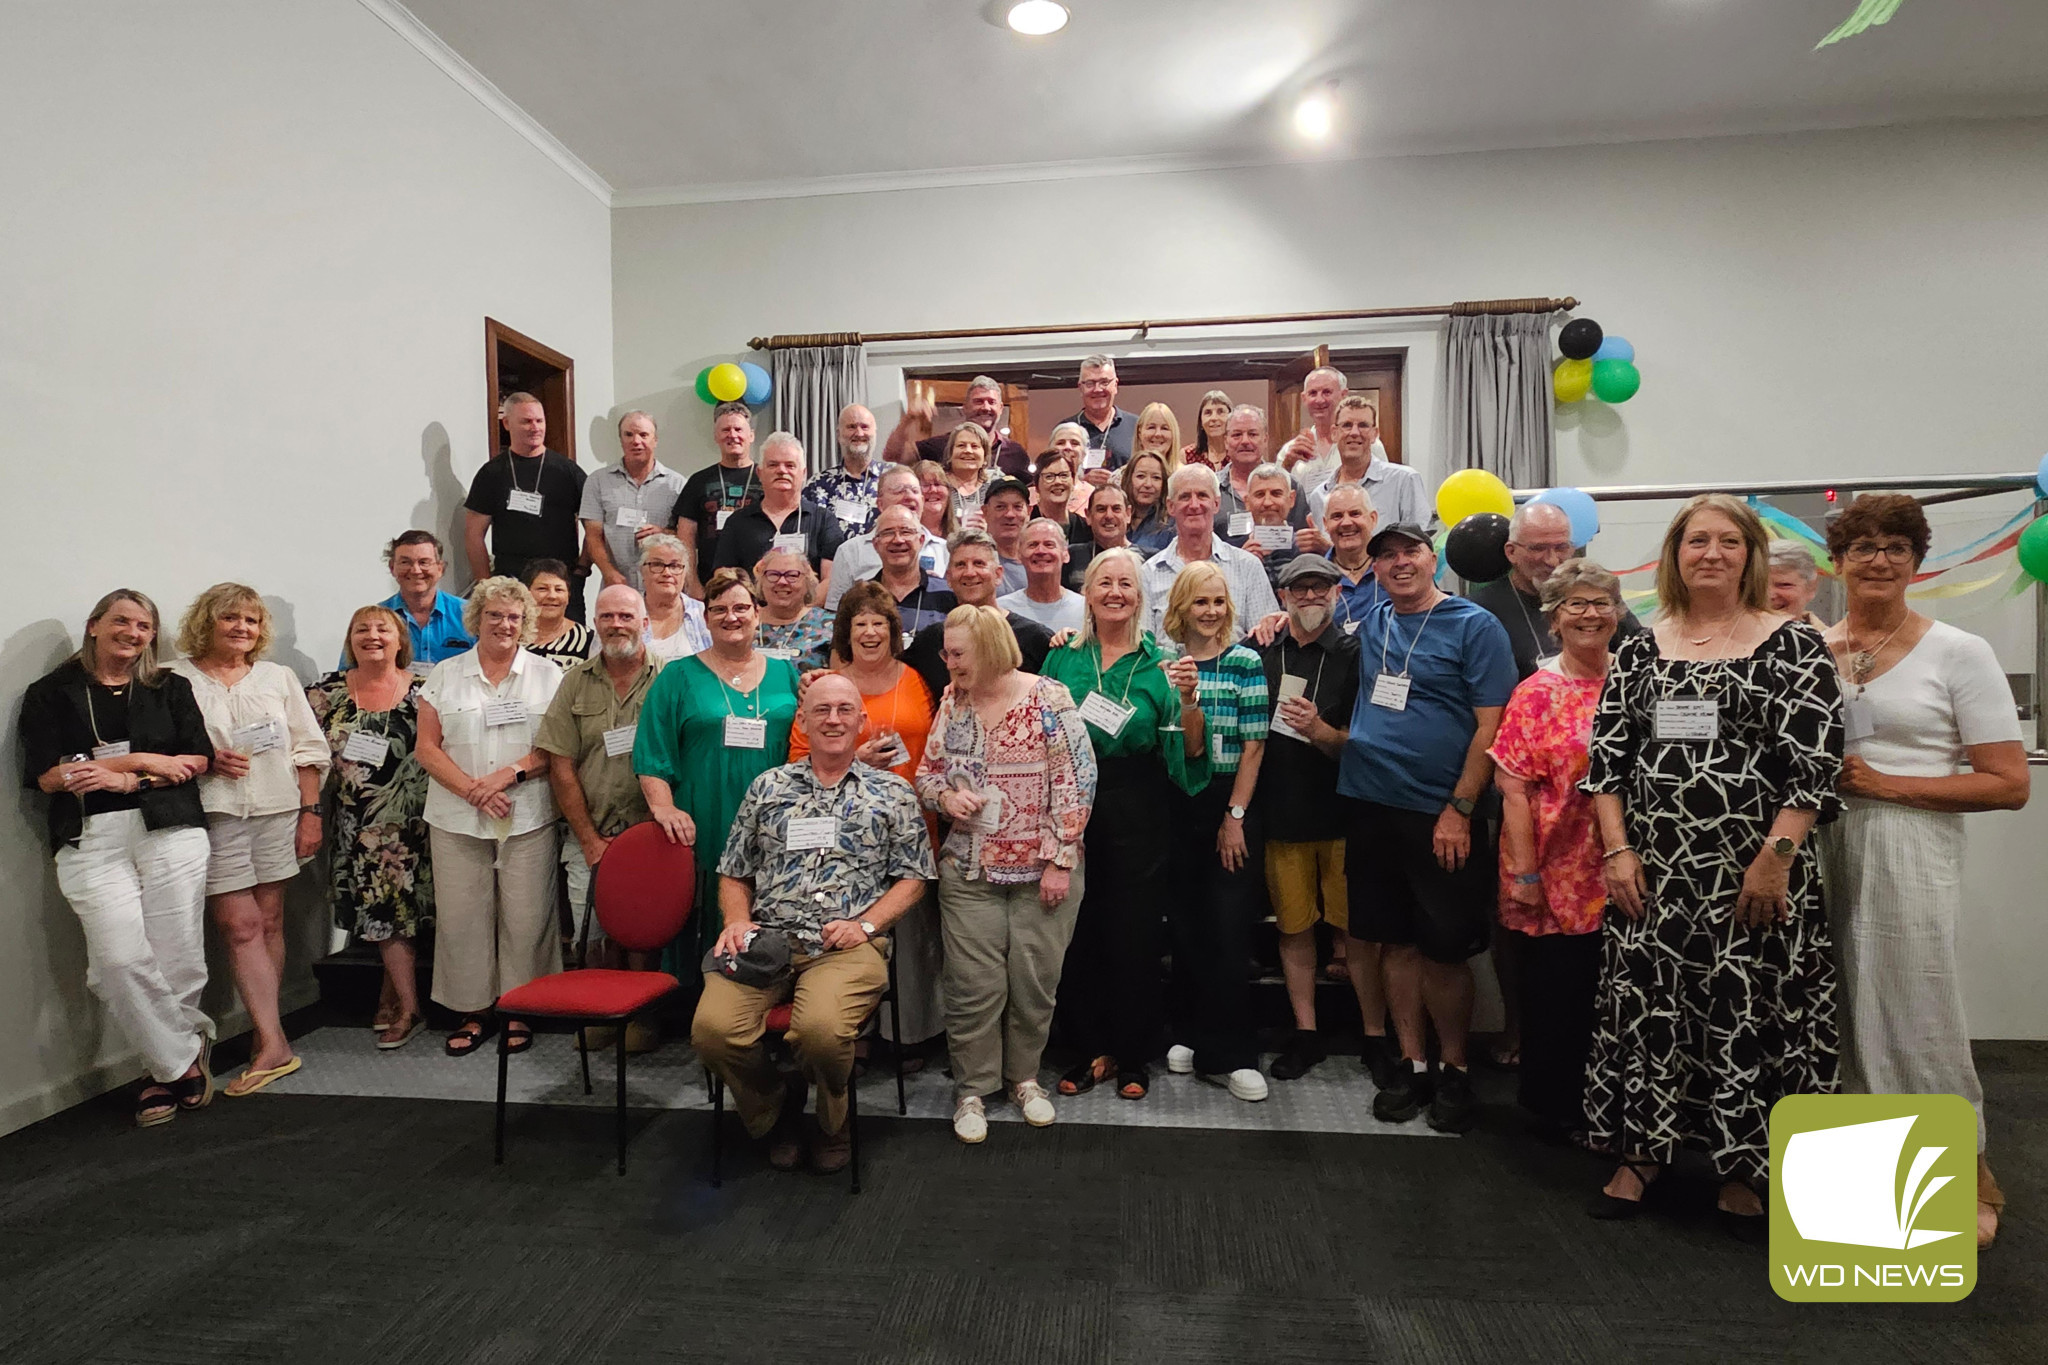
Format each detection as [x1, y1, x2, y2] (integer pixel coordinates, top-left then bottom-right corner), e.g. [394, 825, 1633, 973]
[22, 358, 2021, 1248]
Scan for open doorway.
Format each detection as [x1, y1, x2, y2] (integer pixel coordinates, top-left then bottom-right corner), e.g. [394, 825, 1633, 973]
[485, 318, 576, 461]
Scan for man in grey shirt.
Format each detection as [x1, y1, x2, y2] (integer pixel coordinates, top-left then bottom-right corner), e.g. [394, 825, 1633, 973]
[580, 410, 688, 592]
[998, 519, 1086, 632]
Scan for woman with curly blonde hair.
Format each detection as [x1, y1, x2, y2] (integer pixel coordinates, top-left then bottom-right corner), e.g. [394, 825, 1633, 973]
[170, 583, 331, 1097]
[414, 576, 563, 1056]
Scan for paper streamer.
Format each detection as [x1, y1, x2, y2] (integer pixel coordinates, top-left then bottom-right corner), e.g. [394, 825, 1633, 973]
[1816, 0, 1907, 50]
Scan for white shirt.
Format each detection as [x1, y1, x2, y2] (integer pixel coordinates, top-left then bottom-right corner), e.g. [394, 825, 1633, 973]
[418, 647, 563, 838]
[998, 587, 1087, 634]
[825, 528, 950, 609]
[171, 659, 331, 819]
[644, 598, 711, 666]
[1140, 535, 1280, 644]
[1845, 620, 2020, 779]
[1309, 446, 1425, 526]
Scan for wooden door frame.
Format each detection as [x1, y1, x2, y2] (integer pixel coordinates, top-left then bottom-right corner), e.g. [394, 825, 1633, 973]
[905, 378, 1031, 451]
[485, 317, 576, 462]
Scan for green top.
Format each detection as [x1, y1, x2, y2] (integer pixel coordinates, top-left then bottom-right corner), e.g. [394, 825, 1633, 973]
[1039, 634, 1209, 795]
[633, 652, 801, 952]
[533, 654, 661, 837]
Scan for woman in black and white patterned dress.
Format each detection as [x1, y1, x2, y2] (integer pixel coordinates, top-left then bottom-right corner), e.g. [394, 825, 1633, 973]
[1581, 494, 1844, 1233]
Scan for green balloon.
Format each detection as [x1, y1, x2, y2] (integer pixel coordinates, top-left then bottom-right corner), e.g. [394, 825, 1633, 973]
[695, 367, 717, 404]
[2017, 517, 2048, 583]
[1590, 358, 1641, 403]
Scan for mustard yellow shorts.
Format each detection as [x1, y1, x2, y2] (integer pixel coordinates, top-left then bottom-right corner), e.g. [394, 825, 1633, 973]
[1264, 838, 1346, 936]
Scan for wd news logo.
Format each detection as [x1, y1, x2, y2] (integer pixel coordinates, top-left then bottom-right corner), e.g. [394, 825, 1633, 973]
[1770, 1094, 1977, 1302]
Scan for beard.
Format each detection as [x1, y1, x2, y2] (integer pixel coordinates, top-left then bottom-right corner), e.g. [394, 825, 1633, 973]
[843, 438, 872, 459]
[1289, 604, 1332, 635]
[600, 634, 642, 662]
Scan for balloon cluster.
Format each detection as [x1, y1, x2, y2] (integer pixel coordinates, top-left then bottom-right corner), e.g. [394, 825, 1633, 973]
[1435, 472, 1603, 583]
[695, 361, 773, 408]
[1553, 317, 1641, 406]
[2019, 453, 2048, 583]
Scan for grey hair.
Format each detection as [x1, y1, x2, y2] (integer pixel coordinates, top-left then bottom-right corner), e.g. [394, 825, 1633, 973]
[877, 464, 922, 495]
[1538, 559, 1624, 618]
[760, 431, 805, 463]
[965, 375, 1003, 398]
[712, 400, 752, 425]
[1167, 462, 1220, 500]
[1023, 517, 1070, 543]
[1048, 420, 1089, 448]
[1509, 500, 1573, 541]
[1305, 365, 1349, 389]
[637, 532, 690, 570]
[947, 528, 1001, 559]
[1322, 483, 1376, 517]
[1226, 403, 1268, 432]
[1247, 462, 1294, 487]
[616, 409, 657, 434]
[1768, 538, 1819, 583]
[1078, 547, 1149, 645]
[1078, 354, 1116, 376]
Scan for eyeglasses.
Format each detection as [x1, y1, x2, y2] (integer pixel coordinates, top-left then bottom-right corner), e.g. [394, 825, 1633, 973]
[708, 605, 756, 619]
[1558, 597, 1617, 617]
[760, 569, 805, 584]
[1844, 541, 1916, 564]
[1284, 583, 1337, 600]
[642, 561, 685, 574]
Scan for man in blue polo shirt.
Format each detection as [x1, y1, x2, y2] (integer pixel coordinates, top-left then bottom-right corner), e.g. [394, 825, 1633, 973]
[343, 531, 473, 672]
[1338, 520, 1515, 1133]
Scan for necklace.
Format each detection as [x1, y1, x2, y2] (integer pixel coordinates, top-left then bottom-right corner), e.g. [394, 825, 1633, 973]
[1842, 614, 1908, 683]
[1682, 609, 1744, 654]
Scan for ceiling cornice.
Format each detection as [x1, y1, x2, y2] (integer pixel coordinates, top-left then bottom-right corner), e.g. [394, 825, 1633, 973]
[357, 0, 614, 206]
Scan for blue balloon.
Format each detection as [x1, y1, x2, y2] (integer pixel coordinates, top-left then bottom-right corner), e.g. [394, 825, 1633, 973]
[2037, 452, 2048, 499]
[1531, 486, 1601, 546]
[1592, 335, 1634, 364]
[739, 362, 773, 407]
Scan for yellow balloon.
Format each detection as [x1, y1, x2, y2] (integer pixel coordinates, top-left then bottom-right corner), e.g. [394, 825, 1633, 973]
[1436, 468, 1516, 526]
[707, 363, 748, 403]
[1553, 358, 1593, 404]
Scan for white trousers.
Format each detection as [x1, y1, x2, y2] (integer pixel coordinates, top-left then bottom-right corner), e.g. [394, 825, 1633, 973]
[53, 810, 213, 1083]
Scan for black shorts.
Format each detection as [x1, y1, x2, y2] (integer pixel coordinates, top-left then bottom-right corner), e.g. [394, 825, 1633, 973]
[1344, 799, 1495, 964]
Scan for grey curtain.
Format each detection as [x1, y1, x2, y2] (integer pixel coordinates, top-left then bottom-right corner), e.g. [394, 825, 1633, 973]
[1439, 312, 1556, 495]
[770, 345, 867, 477]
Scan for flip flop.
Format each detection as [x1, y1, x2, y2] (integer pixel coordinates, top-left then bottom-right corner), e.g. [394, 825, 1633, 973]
[376, 1015, 425, 1051]
[224, 1056, 303, 1098]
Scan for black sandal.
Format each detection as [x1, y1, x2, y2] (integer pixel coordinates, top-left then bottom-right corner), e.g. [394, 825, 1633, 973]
[1588, 1157, 1662, 1220]
[1059, 1055, 1112, 1097]
[171, 1070, 214, 1112]
[503, 1025, 534, 1056]
[1116, 1067, 1150, 1101]
[444, 1020, 494, 1057]
[135, 1084, 178, 1128]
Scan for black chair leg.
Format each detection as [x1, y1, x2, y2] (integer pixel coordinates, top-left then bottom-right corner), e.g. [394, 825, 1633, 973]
[615, 1025, 629, 1176]
[710, 1075, 725, 1188]
[892, 974, 907, 1119]
[494, 1024, 510, 1165]
[848, 1064, 862, 1195]
[578, 1021, 592, 1096]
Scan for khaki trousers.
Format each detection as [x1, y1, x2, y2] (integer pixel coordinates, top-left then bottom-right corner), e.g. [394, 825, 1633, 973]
[938, 860, 1085, 1099]
[428, 825, 562, 1014]
[692, 941, 888, 1138]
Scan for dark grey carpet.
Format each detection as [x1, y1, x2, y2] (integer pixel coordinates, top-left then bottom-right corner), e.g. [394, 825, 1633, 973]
[2, 1044, 2043, 1364]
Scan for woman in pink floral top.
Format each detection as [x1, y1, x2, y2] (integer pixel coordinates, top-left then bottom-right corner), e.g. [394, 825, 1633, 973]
[915, 606, 1097, 1143]
[1486, 558, 1623, 1143]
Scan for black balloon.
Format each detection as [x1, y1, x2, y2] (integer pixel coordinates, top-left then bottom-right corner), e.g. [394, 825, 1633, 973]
[1445, 512, 1511, 582]
[1557, 317, 1604, 361]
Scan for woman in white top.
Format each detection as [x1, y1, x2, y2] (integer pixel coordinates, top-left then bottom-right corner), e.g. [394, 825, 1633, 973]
[1817, 495, 2029, 1250]
[415, 577, 564, 1056]
[636, 533, 711, 666]
[171, 584, 331, 1097]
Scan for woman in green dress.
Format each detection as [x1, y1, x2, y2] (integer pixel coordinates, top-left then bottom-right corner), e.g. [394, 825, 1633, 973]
[634, 567, 801, 957]
[1043, 547, 1209, 1101]
[307, 605, 433, 1049]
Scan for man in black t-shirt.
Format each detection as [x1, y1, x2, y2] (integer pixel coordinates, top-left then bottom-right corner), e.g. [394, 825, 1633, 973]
[669, 400, 764, 598]
[711, 433, 845, 581]
[902, 532, 1049, 701]
[464, 391, 589, 618]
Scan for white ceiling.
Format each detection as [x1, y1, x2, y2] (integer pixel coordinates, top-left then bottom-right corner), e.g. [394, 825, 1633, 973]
[393, 0, 2048, 204]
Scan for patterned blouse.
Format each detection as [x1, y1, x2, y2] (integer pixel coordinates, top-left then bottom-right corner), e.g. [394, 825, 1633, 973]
[717, 759, 937, 950]
[915, 677, 1098, 884]
[1487, 666, 1606, 936]
[1190, 644, 1270, 775]
[757, 608, 835, 669]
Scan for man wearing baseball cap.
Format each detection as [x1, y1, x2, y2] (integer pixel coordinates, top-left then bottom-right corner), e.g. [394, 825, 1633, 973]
[1338, 522, 1516, 1132]
[978, 475, 1033, 596]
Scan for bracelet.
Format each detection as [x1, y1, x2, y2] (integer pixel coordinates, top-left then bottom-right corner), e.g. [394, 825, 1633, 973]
[1601, 845, 1634, 861]
[1511, 871, 1542, 886]
[299, 806, 321, 816]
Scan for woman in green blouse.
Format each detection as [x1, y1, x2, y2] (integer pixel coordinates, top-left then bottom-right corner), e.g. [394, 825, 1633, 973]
[1043, 547, 1208, 1101]
[634, 568, 801, 958]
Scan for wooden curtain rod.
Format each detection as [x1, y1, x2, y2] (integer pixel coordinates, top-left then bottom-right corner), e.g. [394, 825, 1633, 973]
[746, 296, 1578, 351]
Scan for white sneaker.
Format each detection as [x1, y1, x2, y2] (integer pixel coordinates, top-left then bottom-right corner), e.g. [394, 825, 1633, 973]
[1203, 1068, 1269, 1102]
[952, 1095, 988, 1144]
[1012, 1079, 1056, 1127]
[1166, 1044, 1195, 1074]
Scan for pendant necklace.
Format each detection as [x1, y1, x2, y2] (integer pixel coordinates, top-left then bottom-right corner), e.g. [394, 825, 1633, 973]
[1845, 617, 1907, 684]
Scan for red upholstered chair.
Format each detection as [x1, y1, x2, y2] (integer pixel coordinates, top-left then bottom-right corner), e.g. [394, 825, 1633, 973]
[493, 821, 695, 1174]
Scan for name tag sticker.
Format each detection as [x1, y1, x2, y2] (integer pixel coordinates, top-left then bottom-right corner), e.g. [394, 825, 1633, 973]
[716, 508, 734, 530]
[759, 647, 797, 661]
[771, 532, 806, 558]
[409, 660, 434, 678]
[483, 698, 527, 728]
[614, 505, 647, 527]
[231, 720, 285, 755]
[723, 716, 767, 749]
[1227, 511, 1254, 539]
[1081, 447, 1108, 470]
[832, 498, 866, 527]
[602, 723, 637, 758]
[1250, 524, 1294, 551]
[1654, 697, 1718, 741]
[507, 488, 545, 516]
[1843, 696, 1874, 745]
[91, 741, 132, 760]
[965, 789, 1003, 833]
[786, 816, 838, 852]
[1369, 673, 1412, 712]
[1076, 691, 1135, 737]
[1211, 730, 1229, 764]
[1342, 620, 1359, 636]
[341, 730, 390, 766]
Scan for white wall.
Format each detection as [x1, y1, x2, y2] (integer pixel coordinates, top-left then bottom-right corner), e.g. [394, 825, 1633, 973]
[614, 117, 2048, 1037]
[0, 0, 614, 1135]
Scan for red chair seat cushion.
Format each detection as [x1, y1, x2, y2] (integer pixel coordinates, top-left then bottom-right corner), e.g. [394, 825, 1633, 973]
[764, 1003, 793, 1033]
[497, 969, 679, 1019]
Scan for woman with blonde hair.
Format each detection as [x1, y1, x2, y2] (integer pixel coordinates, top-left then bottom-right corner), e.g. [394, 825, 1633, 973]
[308, 604, 434, 1049]
[169, 584, 331, 1097]
[1120, 450, 1174, 554]
[912, 459, 961, 544]
[21, 589, 216, 1126]
[1188, 390, 1233, 467]
[943, 423, 997, 515]
[414, 577, 563, 1057]
[1581, 494, 1842, 1231]
[1133, 402, 1185, 476]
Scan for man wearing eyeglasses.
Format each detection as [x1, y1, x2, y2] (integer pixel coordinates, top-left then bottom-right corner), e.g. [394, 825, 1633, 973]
[1467, 501, 1641, 680]
[1061, 354, 1138, 485]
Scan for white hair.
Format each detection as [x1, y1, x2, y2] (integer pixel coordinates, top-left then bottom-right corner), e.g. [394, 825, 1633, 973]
[1305, 366, 1349, 390]
[1769, 538, 1819, 583]
[1167, 463, 1220, 499]
[1247, 462, 1293, 487]
[760, 431, 805, 463]
[1226, 404, 1267, 432]
[1079, 354, 1117, 377]
[1509, 500, 1572, 541]
[877, 464, 921, 495]
[1048, 420, 1089, 447]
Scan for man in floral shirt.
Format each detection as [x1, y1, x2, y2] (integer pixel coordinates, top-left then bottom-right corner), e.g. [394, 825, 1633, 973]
[802, 403, 883, 538]
[692, 673, 935, 1173]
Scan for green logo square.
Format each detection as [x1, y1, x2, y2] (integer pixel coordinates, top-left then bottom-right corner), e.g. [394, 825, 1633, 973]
[1770, 1093, 1978, 1302]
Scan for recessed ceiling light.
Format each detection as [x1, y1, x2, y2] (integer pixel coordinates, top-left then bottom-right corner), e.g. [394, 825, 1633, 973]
[1294, 81, 1337, 141]
[1007, 1, 1069, 36]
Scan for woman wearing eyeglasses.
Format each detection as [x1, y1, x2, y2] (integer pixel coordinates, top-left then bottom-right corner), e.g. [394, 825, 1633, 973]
[1486, 559, 1622, 1146]
[753, 548, 833, 667]
[1816, 494, 2028, 1250]
[635, 533, 711, 667]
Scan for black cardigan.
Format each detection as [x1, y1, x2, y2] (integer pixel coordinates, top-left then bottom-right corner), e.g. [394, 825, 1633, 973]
[18, 659, 214, 850]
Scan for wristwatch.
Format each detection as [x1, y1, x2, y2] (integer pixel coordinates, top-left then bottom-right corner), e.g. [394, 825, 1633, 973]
[1448, 796, 1476, 817]
[513, 766, 529, 784]
[858, 920, 877, 940]
[1769, 835, 1797, 859]
[134, 774, 154, 793]
[1513, 871, 1542, 886]
[1227, 804, 1247, 821]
